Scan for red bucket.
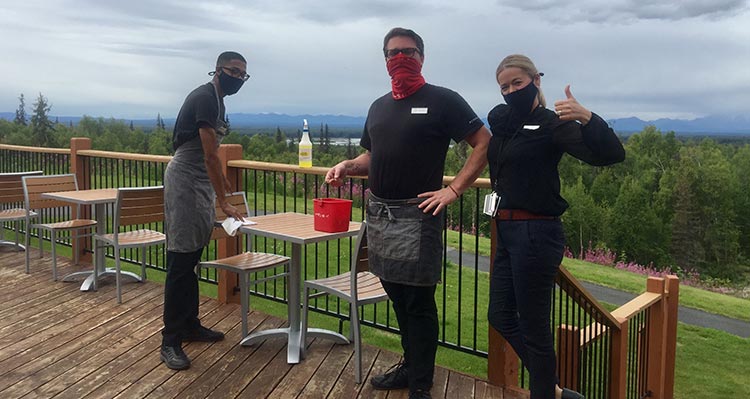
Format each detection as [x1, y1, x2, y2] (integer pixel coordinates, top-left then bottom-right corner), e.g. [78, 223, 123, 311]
[313, 198, 353, 233]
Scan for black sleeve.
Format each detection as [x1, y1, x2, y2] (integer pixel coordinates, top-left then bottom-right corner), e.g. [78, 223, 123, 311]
[442, 90, 484, 143]
[553, 112, 625, 166]
[194, 92, 219, 130]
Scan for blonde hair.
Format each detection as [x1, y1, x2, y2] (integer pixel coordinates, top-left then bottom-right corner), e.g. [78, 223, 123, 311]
[495, 54, 546, 108]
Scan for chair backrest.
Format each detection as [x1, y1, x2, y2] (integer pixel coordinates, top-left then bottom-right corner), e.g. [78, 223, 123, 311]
[210, 192, 251, 240]
[114, 186, 164, 230]
[351, 221, 369, 274]
[0, 171, 43, 207]
[22, 174, 79, 211]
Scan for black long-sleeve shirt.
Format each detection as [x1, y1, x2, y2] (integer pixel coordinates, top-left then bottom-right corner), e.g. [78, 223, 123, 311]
[487, 104, 625, 216]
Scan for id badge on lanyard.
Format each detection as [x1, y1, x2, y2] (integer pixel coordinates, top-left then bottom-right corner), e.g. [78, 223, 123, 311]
[483, 192, 501, 217]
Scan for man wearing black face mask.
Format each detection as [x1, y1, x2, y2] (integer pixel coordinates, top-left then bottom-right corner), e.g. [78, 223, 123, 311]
[160, 51, 248, 371]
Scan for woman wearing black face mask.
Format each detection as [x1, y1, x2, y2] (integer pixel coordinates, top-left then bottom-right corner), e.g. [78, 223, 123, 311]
[486, 54, 625, 399]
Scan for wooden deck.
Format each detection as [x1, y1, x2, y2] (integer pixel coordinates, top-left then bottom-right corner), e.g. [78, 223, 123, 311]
[0, 246, 526, 399]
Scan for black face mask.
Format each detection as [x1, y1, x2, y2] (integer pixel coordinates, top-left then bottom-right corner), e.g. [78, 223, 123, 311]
[218, 71, 244, 96]
[502, 80, 538, 115]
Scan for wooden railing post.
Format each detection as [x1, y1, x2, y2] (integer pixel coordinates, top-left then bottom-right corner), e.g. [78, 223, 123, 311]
[216, 144, 244, 304]
[70, 137, 92, 263]
[663, 275, 680, 399]
[646, 277, 667, 399]
[557, 325, 581, 391]
[487, 220, 520, 388]
[610, 319, 628, 399]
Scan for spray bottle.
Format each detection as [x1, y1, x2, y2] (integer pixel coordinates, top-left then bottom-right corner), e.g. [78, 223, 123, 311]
[299, 119, 312, 168]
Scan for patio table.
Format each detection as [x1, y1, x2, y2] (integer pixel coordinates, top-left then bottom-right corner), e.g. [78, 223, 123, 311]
[41, 188, 143, 291]
[238, 212, 361, 364]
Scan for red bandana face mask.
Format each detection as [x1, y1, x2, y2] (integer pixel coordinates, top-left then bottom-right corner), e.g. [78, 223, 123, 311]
[387, 54, 426, 100]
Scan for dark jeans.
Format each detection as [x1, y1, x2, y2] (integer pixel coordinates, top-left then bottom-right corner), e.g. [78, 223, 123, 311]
[380, 280, 438, 391]
[488, 219, 565, 399]
[162, 249, 204, 347]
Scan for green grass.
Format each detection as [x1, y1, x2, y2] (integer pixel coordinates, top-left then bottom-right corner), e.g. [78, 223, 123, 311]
[563, 258, 750, 322]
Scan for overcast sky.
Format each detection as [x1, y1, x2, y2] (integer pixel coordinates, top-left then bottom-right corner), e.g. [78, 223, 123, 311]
[1, 0, 749, 121]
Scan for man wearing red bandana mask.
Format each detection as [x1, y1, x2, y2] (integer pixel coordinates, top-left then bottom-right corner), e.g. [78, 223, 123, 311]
[325, 28, 491, 399]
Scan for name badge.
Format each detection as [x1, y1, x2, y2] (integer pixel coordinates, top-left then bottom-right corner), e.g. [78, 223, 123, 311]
[411, 107, 428, 114]
[523, 125, 540, 130]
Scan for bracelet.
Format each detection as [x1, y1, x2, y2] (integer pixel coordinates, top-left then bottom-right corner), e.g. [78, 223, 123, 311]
[447, 185, 459, 198]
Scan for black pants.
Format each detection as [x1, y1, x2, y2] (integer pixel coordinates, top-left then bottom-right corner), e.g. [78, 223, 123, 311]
[380, 280, 438, 392]
[162, 249, 204, 346]
[488, 219, 565, 399]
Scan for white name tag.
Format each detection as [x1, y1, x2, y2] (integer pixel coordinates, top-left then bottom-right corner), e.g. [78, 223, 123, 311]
[523, 125, 540, 130]
[411, 107, 428, 114]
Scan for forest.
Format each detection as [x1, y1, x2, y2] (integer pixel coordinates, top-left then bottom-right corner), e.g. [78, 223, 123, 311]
[2, 93, 749, 286]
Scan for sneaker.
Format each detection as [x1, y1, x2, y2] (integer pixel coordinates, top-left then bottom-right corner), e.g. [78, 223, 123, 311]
[182, 325, 225, 342]
[409, 389, 432, 399]
[370, 362, 409, 390]
[160, 345, 190, 370]
[561, 388, 585, 399]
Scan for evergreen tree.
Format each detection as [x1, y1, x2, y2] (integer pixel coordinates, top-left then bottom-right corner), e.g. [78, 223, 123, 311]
[156, 113, 165, 130]
[14, 94, 27, 125]
[130, 120, 134, 131]
[275, 126, 284, 143]
[324, 123, 331, 151]
[30, 93, 55, 147]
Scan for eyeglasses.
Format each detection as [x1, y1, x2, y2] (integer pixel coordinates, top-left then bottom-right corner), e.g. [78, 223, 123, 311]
[220, 66, 250, 81]
[384, 47, 421, 59]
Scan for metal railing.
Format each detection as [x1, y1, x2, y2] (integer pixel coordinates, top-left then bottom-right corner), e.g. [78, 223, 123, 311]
[1, 140, 679, 398]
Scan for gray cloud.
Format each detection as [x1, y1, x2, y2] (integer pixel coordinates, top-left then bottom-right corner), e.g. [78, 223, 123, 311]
[499, 0, 749, 23]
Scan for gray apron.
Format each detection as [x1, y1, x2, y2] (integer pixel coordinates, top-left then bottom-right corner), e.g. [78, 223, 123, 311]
[164, 136, 216, 253]
[366, 193, 444, 286]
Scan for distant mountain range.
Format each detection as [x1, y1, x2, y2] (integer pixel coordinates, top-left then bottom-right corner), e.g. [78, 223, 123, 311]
[2, 112, 749, 135]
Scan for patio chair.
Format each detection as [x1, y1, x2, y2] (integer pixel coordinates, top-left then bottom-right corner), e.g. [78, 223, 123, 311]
[300, 221, 388, 383]
[197, 192, 290, 340]
[94, 186, 166, 303]
[1, 171, 42, 252]
[22, 174, 97, 279]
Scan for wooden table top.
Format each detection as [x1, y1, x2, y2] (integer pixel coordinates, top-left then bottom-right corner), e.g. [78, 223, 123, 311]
[239, 212, 361, 245]
[41, 188, 118, 205]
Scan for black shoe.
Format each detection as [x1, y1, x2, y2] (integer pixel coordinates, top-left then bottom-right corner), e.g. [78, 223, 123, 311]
[160, 345, 190, 370]
[562, 388, 585, 399]
[370, 362, 409, 390]
[182, 325, 225, 342]
[409, 389, 432, 399]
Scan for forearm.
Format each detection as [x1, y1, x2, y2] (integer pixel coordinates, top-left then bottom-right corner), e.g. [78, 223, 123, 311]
[204, 154, 228, 204]
[342, 152, 371, 177]
[449, 128, 490, 195]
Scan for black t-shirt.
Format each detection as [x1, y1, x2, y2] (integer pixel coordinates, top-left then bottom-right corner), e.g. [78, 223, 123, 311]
[172, 83, 225, 150]
[361, 84, 484, 199]
[487, 104, 625, 216]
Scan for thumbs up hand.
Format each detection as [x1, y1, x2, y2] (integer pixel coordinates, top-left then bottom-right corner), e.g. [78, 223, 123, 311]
[554, 85, 592, 125]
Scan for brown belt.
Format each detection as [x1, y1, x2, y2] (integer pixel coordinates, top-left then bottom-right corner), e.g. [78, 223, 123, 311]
[495, 209, 558, 221]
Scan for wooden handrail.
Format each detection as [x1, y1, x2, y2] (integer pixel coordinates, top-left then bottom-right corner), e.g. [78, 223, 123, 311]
[227, 160, 493, 189]
[611, 292, 662, 322]
[0, 143, 70, 154]
[77, 149, 172, 163]
[556, 266, 621, 329]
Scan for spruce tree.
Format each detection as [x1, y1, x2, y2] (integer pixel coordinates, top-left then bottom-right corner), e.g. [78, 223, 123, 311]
[30, 93, 54, 147]
[14, 94, 27, 125]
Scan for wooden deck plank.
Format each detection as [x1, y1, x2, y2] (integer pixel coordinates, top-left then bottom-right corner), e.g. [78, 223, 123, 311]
[0, 287, 159, 395]
[266, 338, 336, 398]
[144, 307, 246, 399]
[108, 302, 238, 399]
[177, 312, 275, 399]
[446, 370, 476, 399]
[0, 247, 513, 399]
[19, 289, 165, 398]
